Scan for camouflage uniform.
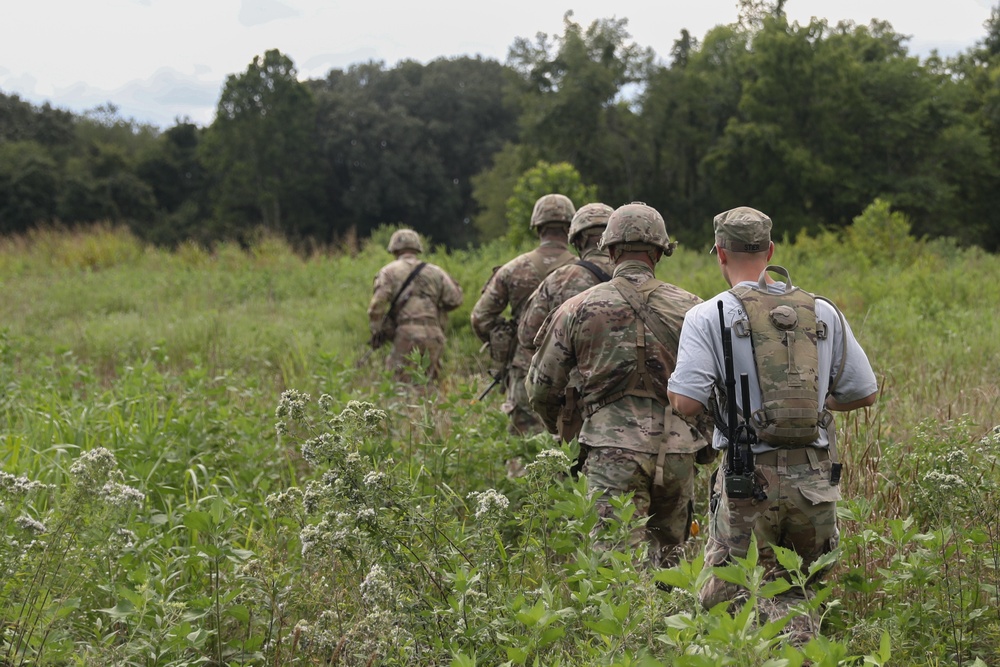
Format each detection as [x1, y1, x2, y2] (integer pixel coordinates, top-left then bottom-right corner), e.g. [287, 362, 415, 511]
[368, 230, 463, 380]
[471, 194, 576, 435]
[525, 202, 706, 567]
[668, 207, 878, 644]
[518, 203, 615, 443]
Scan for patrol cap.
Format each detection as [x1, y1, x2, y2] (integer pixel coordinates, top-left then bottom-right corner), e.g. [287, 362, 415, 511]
[710, 206, 772, 254]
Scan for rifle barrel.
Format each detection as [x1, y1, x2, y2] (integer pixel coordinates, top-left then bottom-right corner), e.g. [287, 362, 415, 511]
[719, 300, 742, 475]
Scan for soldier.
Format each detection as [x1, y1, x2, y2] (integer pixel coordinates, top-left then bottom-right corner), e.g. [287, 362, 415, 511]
[367, 229, 463, 381]
[471, 193, 577, 435]
[525, 202, 708, 568]
[518, 202, 614, 444]
[667, 206, 877, 645]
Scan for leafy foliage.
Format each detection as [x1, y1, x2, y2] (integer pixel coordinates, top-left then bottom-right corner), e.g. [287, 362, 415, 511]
[0, 223, 998, 664]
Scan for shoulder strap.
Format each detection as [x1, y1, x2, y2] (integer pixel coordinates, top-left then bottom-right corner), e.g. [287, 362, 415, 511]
[528, 247, 575, 280]
[576, 259, 612, 283]
[388, 262, 427, 317]
[610, 276, 679, 352]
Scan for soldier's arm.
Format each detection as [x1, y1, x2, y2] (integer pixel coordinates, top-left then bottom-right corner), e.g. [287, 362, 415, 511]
[826, 392, 877, 412]
[440, 270, 464, 311]
[823, 300, 879, 412]
[517, 284, 549, 352]
[470, 266, 510, 342]
[368, 271, 394, 335]
[667, 390, 705, 417]
[525, 308, 574, 433]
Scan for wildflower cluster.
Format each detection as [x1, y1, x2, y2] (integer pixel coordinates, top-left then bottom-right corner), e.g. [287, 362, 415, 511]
[275, 389, 312, 434]
[467, 489, 510, 523]
[360, 563, 397, 611]
[101, 479, 146, 508]
[300, 432, 345, 466]
[69, 446, 118, 489]
[264, 487, 305, 520]
[64, 447, 145, 513]
[921, 469, 968, 493]
[0, 471, 53, 500]
[14, 516, 47, 535]
[524, 447, 572, 483]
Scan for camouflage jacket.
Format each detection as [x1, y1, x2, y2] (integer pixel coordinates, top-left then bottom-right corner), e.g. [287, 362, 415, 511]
[525, 260, 704, 454]
[470, 239, 575, 370]
[517, 245, 613, 354]
[368, 254, 463, 335]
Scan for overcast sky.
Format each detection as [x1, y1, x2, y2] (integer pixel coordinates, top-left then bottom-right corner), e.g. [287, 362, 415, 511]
[1, 0, 995, 129]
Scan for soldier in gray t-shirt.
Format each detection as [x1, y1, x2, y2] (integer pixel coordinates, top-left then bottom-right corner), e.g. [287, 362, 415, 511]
[667, 206, 877, 646]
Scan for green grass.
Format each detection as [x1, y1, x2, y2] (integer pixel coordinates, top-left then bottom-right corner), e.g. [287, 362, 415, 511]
[0, 212, 998, 666]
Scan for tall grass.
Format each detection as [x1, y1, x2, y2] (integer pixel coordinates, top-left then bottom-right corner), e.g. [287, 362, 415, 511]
[0, 209, 998, 665]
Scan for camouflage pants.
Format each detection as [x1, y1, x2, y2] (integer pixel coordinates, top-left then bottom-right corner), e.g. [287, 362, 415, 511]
[583, 447, 695, 568]
[700, 449, 841, 643]
[387, 324, 446, 381]
[503, 368, 544, 436]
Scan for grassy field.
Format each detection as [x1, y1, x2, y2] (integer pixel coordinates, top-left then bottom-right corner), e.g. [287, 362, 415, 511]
[1, 208, 998, 666]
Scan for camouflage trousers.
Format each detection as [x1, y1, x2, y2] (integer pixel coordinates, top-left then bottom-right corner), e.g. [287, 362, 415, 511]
[700, 448, 841, 644]
[503, 368, 544, 436]
[583, 447, 695, 568]
[387, 324, 446, 381]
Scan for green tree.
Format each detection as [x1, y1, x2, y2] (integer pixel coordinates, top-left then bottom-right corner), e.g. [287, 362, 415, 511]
[639, 24, 751, 242]
[470, 143, 542, 241]
[944, 4, 1000, 250]
[507, 13, 654, 205]
[0, 141, 59, 233]
[698, 15, 982, 241]
[311, 56, 518, 246]
[135, 122, 212, 245]
[505, 160, 597, 245]
[200, 49, 322, 241]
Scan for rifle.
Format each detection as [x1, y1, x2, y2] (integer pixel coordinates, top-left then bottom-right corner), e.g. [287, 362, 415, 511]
[476, 370, 503, 401]
[718, 300, 762, 500]
[355, 262, 427, 368]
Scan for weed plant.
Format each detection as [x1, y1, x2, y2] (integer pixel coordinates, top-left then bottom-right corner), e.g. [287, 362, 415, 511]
[0, 204, 998, 665]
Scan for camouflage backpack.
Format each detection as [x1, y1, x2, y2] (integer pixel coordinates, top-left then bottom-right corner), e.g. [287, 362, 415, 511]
[730, 265, 833, 447]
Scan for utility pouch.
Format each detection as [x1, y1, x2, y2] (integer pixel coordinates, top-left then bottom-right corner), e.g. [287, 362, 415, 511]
[724, 472, 757, 499]
[488, 319, 517, 371]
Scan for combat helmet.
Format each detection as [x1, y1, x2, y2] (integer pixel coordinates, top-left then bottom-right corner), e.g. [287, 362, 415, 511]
[599, 202, 676, 256]
[530, 194, 576, 231]
[387, 229, 423, 254]
[568, 202, 614, 245]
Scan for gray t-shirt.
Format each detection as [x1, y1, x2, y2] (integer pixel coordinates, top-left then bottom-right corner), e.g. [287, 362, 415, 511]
[667, 281, 878, 452]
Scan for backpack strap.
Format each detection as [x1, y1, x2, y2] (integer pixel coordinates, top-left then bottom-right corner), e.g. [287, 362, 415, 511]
[389, 262, 427, 315]
[591, 276, 679, 487]
[611, 276, 680, 353]
[575, 259, 612, 283]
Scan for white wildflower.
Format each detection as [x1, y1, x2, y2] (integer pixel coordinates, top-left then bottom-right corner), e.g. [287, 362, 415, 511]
[14, 515, 46, 534]
[944, 449, 969, 468]
[69, 447, 118, 487]
[0, 472, 52, 498]
[524, 447, 572, 480]
[275, 389, 311, 422]
[101, 481, 145, 508]
[923, 469, 967, 492]
[467, 489, 509, 522]
[360, 563, 396, 610]
[265, 487, 304, 518]
[363, 471, 389, 496]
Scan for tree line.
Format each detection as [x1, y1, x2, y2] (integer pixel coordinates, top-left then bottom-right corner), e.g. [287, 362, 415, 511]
[3, 3, 1000, 251]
